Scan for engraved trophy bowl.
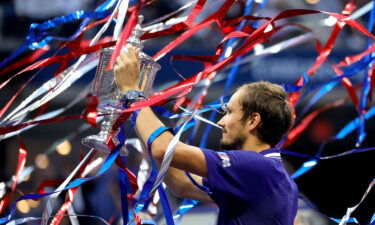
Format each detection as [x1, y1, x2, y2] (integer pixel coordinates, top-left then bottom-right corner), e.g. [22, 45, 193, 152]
[82, 16, 160, 154]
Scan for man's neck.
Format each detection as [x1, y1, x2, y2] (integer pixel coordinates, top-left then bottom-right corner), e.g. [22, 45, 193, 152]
[242, 136, 272, 153]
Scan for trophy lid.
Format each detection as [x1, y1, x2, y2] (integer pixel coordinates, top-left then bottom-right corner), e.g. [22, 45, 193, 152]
[126, 15, 144, 49]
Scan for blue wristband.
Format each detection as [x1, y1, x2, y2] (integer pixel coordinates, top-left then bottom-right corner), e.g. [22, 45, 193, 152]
[147, 126, 174, 151]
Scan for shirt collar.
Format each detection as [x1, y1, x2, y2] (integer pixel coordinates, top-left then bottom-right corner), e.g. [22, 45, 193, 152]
[259, 148, 282, 161]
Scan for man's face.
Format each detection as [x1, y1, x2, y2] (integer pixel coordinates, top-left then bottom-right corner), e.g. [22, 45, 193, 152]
[217, 90, 247, 150]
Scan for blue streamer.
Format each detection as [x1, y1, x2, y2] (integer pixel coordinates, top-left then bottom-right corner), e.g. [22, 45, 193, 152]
[0, 109, 138, 224]
[117, 123, 130, 225]
[298, 195, 359, 224]
[184, 171, 211, 193]
[286, 136, 375, 179]
[151, 95, 230, 119]
[289, 140, 326, 180]
[0, 0, 117, 69]
[290, 109, 375, 179]
[178, 1, 266, 222]
[280, 145, 375, 161]
[27, 11, 111, 50]
[356, 0, 375, 146]
[134, 127, 171, 212]
[184, 95, 230, 143]
[152, 106, 176, 118]
[330, 217, 359, 224]
[118, 167, 130, 224]
[356, 51, 374, 146]
[335, 105, 375, 139]
[365, 0, 375, 48]
[179, 3, 269, 221]
[131, 125, 175, 224]
[174, 120, 196, 133]
[277, 52, 375, 146]
[158, 185, 175, 225]
[173, 199, 198, 224]
[282, 72, 309, 93]
[0, 136, 122, 224]
[51, 0, 118, 42]
[293, 53, 375, 108]
[291, 159, 318, 179]
[279, 24, 375, 148]
[200, 0, 261, 148]
[252, 0, 268, 28]
[300, 80, 338, 119]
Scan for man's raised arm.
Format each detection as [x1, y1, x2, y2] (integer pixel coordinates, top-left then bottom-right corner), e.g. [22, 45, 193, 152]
[114, 46, 214, 204]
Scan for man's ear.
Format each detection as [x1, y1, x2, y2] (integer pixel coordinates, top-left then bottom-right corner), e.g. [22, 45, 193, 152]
[247, 112, 261, 132]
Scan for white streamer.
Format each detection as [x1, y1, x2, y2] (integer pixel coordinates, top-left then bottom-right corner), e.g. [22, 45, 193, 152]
[175, 106, 223, 129]
[150, 112, 197, 194]
[6, 214, 111, 225]
[2, 85, 90, 140]
[339, 179, 375, 225]
[224, 1, 374, 71]
[113, 0, 129, 41]
[2, 0, 124, 130]
[41, 148, 95, 224]
[142, 0, 197, 33]
[72, 0, 123, 70]
[67, 206, 80, 225]
[1, 55, 98, 130]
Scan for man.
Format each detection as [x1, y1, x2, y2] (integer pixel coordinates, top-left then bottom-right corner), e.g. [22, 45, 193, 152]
[114, 46, 299, 225]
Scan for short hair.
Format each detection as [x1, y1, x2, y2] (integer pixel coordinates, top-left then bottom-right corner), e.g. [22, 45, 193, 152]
[237, 81, 294, 147]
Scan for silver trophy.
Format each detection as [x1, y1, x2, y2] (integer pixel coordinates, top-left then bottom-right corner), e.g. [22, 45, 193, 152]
[82, 15, 160, 154]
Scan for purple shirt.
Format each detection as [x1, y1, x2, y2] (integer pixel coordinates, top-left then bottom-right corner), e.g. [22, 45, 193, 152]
[201, 148, 298, 225]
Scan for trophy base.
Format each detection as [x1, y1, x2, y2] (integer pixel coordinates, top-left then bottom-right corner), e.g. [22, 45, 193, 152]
[82, 135, 128, 156]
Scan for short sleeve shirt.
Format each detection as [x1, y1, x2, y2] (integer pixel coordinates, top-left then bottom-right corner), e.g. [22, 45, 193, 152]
[201, 148, 298, 225]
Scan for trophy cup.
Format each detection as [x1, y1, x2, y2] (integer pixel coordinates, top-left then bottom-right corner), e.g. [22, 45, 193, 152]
[82, 15, 160, 154]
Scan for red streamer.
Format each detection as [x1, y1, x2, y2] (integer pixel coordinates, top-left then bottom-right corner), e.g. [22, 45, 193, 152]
[0, 137, 28, 214]
[85, 94, 99, 128]
[0, 48, 48, 77]
[288, 0, 357, 106]
[141, 0, 208, 40]
[108, 4, 141, 71]
[283, 99, 347, 147]
[50, 187, 78, 225]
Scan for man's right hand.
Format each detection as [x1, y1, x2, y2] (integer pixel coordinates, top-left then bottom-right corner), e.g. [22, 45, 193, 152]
[114, 45, 141, 94]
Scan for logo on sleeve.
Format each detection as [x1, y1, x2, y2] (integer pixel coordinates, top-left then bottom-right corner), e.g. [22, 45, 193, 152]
[217, 152, 231, 167]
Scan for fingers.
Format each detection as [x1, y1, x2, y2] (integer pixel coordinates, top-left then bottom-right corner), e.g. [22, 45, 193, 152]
[115, 56, 123, 67]
[127, 45, 139, 61]
[114, 45, 141, 92]
[115, 45, 141, 73]
[135, 48, 140, 62]
[118, 45, 138, 64]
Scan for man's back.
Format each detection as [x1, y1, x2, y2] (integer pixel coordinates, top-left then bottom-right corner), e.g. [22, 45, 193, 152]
[201, 148, 298, 225]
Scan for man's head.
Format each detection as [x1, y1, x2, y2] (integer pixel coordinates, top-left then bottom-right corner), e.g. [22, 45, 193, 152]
[218, 81, 294, 150]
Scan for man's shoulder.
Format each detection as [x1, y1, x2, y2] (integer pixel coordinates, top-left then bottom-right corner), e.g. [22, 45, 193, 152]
[201, 148, 276, 170]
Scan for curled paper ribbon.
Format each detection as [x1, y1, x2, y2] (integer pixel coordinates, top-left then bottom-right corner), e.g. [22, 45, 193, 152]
[0, 137, 28, 214]
[2, 1, 375, 224]
[0, 0, 117, 70]
[86, 94, 99, 128]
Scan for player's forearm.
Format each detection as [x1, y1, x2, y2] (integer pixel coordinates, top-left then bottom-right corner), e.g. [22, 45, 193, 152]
[134, 106, 174, 161]
[164, 167, 214, 204]
[134, 108, 213, 204]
